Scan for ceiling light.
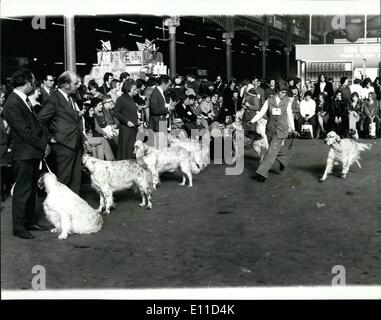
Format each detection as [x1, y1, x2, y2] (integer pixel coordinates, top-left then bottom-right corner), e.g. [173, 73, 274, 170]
[52, 22, 65, 27]
[206, 36, 216, 40]
[95, 28, 112, 33]
[155, 26, 168, 31]
[197, 45, 206, 48]
[176, 41, 185, 45]
[241, 43, 248, 46]
[54, 62, 64, 65]
[214, 47, 222, 50]
[129, 33, 143, 38]
[184, 32, 196, 36]
[119, 19, 137, 25]
[76, 63, 87, 65]
[1, 17, 23, 21]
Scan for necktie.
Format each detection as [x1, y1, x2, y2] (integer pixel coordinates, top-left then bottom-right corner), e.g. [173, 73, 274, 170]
[25, 97, 35, 114]
[69, 97, 76, 111]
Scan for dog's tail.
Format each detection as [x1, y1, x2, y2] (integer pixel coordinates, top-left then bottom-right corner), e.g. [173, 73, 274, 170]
[191, 161, 201, 175]
[358, 142, 372, 152]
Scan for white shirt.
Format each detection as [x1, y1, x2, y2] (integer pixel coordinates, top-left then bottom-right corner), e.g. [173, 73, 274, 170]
[250, 95, 295, 131]
[157, 86, 170, 109]
[13, 89, 32, 113]
[58, 89, 79, 111]
[350, 84, 363, 95]
[319, 82, 326, 93]
[300, 99, 316, 119]
[360, 86, 375, 100]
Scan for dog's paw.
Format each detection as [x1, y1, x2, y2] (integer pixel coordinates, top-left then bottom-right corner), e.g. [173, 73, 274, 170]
[51, 228, 58, 233]
[187, 184, 193, 188]
[103, 210, 111, 215]
[58, 233, 68, 240]
[138, 203, 144, 207]
[341, 174, 347, 178]
[146, 203, 152, 210]
[319, 177, 325, 182]
[179, 183, 185, 186]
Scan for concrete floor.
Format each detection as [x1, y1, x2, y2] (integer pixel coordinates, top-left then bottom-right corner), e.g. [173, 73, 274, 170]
[1, 138, 380, 290]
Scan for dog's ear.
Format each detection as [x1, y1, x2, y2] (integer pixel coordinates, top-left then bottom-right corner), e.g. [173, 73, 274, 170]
[335, 135, 341, 143]
[143, 144, 149, 156]
[37, 175, 45, 190]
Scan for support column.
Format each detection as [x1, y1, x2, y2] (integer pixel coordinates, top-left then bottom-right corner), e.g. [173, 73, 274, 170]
[64, 15, 76, 73]
[164, 16, 180, 78]
[259, 40, 268, 80]
[223, 32, 234, 81]
[284, 46, 291, 79]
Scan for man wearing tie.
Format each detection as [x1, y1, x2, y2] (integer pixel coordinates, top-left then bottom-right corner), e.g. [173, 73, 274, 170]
[38, 71, 86, 194]
[149, 75, 176, 147]
[2, 69, 50, 239]
[39, 74, 55, 105]
[250, 84, 299, 182]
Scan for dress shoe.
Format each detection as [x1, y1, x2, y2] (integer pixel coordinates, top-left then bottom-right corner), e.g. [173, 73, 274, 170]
[25, 224, 50, 231]
[13, 230, 35, 239]
[251, 173, 267, 182]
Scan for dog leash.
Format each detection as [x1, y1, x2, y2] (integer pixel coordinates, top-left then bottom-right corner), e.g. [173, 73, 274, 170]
[39, 157, 53, 174]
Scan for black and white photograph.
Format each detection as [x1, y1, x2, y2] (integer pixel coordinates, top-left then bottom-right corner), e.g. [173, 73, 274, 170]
[0, 0, 380, 302]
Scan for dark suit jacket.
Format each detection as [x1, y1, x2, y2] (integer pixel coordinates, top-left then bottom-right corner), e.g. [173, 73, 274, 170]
[149, 87, 167, 116]
[38, 90, 85, 150]
[175, 102, 198, 123]
[0, 118, 9, 159]
[313, 81, 334, 100]
[39, 86, 52, 105]
[2, 92, 46, 160]
[98, 83, 111, 96]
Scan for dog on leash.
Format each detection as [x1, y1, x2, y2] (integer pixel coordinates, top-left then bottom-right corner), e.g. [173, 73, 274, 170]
[133, 140, 200, 188]
[82, 154, 154, 214]
[320, 131, 372, 182]
[38, 172, 103, 240]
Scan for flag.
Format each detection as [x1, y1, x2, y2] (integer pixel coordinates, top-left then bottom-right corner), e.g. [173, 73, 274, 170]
[101, 40, 111, 51]
[136, 41, 145, 51]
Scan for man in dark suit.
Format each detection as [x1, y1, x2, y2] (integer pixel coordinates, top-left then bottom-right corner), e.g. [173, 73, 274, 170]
[38, 71, 86, 194]
[149, 75, 176, 132]
[39, 74, 55, 105]
[214, 75, 225, 95]
[249, 77, 266, 107]
[175, 94, 204, 136]
[2, 69, 50, 239]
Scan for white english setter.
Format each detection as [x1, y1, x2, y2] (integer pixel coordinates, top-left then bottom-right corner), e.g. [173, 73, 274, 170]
[133, 140, 200, 188]
[82, 154, 154, 214]
[38, 172, 103, 240]
[320, 131, 372, 182]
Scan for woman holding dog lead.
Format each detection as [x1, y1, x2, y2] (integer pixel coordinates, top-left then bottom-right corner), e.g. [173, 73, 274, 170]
[113, 78, 140, 160]
[363, 92, 380, 139]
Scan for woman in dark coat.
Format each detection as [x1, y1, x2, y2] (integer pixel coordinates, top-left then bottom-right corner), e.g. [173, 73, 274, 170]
[113, 79, 139, 160]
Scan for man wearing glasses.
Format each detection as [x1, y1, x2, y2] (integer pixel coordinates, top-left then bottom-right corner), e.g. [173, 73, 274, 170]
[249, 84, 299, 182]
[40, 74, 55, 104]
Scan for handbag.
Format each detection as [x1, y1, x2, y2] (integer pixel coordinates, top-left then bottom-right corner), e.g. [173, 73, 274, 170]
[300, 123, 313, 139]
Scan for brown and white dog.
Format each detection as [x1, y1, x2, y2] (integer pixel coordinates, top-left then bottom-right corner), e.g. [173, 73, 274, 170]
[133, 140, 200, 188]
[320, 131, 372, 182]
[82, 154, 154, 214]
[38, 172, 103, 240]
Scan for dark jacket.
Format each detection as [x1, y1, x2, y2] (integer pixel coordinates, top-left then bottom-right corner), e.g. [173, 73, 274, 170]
[175, 102, 198, 123]
[38, 90, 85, 150]
[313, 81, 334, 100]
[149, 87, 167, 116]
[2, 92, 46, 160]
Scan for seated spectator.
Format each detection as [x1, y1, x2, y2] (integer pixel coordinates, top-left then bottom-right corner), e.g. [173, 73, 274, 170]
[331, 91, 347, 137]
[344, 92, 364, 138]
[109, 79, 121, 104]
[336, 76, 351, 104]
[373, 77, 380, 101]
[175, 94, 205, 136]
[363, 92, 380, 138]
[315, 93, 330, 138]
[99, 72, 114, 95]
[0, 107, 12, 163]
[199, 94, 214, 126]
[298, 91, 317, 137]
[210, 93, 221, 122]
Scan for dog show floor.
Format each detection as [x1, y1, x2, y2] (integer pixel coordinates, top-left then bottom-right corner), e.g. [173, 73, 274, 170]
[1, 138, 380, 290]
